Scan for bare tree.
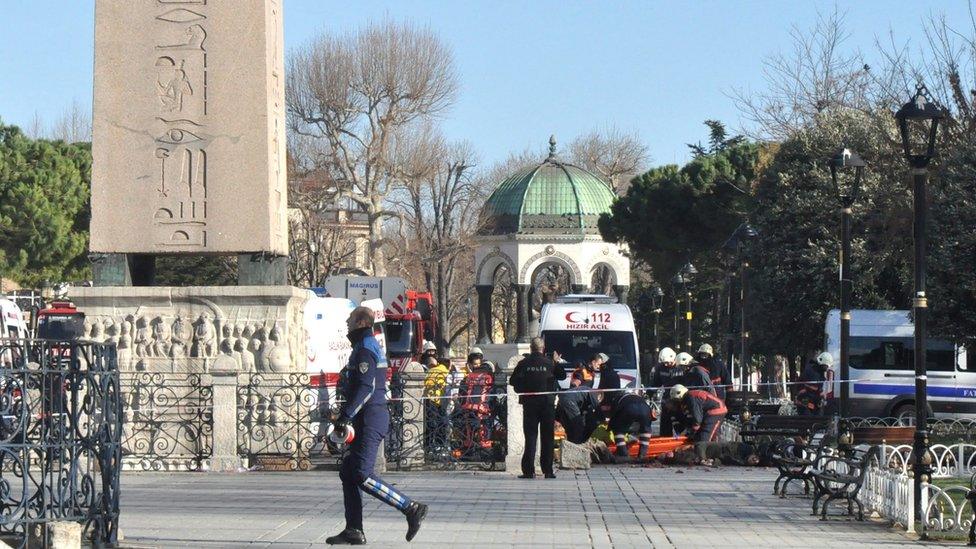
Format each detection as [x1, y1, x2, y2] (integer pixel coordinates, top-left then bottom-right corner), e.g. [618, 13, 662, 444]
[287, 176, 360, 286]
[393, 132, 489, 352]
[568, 127, 648, 194]
[731, 8, 872, 140]
[50, 99, 92, 143]
[26, 111, 45, 140]
[286, 20, 459, 276]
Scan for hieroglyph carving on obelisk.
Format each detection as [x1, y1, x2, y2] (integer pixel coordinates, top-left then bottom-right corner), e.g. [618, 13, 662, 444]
[91, 0, 288, 255]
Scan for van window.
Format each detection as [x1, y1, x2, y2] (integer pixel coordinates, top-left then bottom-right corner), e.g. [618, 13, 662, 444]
[849, 336, 956, 372]
[958, 345, 970, 372]
[541, 330, 637, 371]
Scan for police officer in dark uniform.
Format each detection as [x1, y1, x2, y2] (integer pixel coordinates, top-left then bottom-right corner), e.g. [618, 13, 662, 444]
[509, 337, 566, 479]
[327, 307, 428, 545]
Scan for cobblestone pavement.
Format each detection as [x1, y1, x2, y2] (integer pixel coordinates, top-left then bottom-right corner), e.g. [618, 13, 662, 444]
[120, 466, 937, 548]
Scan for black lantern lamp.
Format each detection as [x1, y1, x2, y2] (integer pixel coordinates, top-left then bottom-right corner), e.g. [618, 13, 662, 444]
[895, 83, 947, 522]
[895, 85, 947, 169]
[829, 148, 865, 208]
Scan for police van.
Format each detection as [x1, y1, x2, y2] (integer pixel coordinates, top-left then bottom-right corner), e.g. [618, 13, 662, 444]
[824, 309, 974, 419]
[538, 295, 641, 390]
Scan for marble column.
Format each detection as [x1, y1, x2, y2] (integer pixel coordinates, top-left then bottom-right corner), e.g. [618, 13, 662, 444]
[515, 284, 531, 343]
[476, 285, 493, 344]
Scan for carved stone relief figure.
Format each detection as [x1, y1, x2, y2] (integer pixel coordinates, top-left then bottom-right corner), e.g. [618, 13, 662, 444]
[192, 313, 217, 358]
[170, 315, 189, 358]
[117, 320, 133, 371]
[218, 323, 233, 356]
[266, 325, 289, 373]
[239, 325, 256, 372]
[150, 316, 171, 358]
[90, 319, 105, 343]
[251, 324, 268, 371]
[103, 319, 119, 346]
[133, 316, 150, 358]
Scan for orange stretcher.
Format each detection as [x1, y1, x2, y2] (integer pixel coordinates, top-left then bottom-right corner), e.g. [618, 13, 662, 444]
[621, 436, 692, 459]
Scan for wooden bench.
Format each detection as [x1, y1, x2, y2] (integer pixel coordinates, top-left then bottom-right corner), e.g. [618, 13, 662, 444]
[724, 390, 762, 417]
[849, 425, 914, 446]
[740, 415, 832, 441]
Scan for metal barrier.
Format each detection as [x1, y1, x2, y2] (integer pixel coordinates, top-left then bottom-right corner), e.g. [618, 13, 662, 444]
[121, 372, 213, 471]
[237, 373, 333, 471]
[386, 370, 506, 471]
[0, 340, 121, 548]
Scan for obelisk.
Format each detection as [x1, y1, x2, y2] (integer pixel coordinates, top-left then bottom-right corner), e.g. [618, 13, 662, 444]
[90, 0, 288, 284]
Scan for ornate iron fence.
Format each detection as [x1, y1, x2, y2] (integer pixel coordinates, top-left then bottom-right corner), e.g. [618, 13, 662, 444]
[0, 340, 121, 548]
[237, 373, 336, 471]
[121, 373, 213, 471]
[386, 370, 507, 471]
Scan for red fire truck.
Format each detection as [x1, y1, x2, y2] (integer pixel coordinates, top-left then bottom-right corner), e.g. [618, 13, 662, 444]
[34, 300, 86, 340]
[317, 277, 438, 370]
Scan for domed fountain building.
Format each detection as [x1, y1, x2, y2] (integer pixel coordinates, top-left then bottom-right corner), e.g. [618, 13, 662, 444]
[474, 137, 630, 346]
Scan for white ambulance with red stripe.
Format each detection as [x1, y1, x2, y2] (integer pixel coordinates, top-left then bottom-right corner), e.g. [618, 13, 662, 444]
[317, 277, 437, 372]
[538, 295, 641, 390]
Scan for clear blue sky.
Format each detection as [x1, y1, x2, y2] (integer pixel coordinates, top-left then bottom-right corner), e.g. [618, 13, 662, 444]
[1, 1, 969, 167]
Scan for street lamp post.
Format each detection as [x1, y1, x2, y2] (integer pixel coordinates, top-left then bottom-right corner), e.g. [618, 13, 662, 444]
[829, 148, 866, 418]
[670, 273, 686, 350]
[722, 224, 758, 388]
[680, 262, 698, 350]
[895, 84, 946, 518]
[651, 285, 664, 356]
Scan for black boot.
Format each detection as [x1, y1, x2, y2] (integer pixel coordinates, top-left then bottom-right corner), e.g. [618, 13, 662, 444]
[326, 529, 366, 545]
[403, 501, 428, 542]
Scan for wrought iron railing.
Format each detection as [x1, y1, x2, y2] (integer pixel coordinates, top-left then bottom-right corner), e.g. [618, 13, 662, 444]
[0, 339, 121, 548]
[237, 373, 335, 471]
[386, 370, 507, 471]
[121, 373, 213, 471]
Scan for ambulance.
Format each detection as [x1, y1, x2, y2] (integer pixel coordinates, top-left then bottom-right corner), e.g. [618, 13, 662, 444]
[304, 295, 389, 411]
[0, 298, 30, 367]
[538, 295, 641, 390]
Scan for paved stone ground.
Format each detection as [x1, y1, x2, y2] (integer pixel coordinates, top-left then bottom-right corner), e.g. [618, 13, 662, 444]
[119, 466, 939, 548]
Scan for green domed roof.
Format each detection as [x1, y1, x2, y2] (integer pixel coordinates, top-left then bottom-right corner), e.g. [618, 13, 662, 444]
[481, 139, 616, 236]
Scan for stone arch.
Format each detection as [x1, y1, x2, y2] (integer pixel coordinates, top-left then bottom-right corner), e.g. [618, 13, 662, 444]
[518, 249, 582, 286]
[589, 261, 619, 295]
[476, 250, 517, 286]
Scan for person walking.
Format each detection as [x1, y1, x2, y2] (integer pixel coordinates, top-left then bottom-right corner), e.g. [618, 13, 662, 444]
[327, 307, 428, 545]
[509, 337, 566, 479]
[696, 344, 731, 400]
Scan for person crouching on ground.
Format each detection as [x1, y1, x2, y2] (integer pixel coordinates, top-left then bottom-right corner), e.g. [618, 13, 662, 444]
[556, 378, 601, 444]
[509, 337, 566, 479]
[327, 307, 428, 545]
[608, 391, 654, 461]
[669, 383, 727, 443]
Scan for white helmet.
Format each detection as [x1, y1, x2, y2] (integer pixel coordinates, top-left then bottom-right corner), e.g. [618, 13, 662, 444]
[423, 341, 437, 352]
[658, 347, 677, 364]
[670, 384, 688, 400]
[816, 352, 834, 367]
[676, 352, 694, 367]
[697, 343, 714, 357]
[470, 347, 484, 356]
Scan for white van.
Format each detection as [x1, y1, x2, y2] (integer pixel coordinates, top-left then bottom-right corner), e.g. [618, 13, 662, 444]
[538, 295, 641, 390]
[0, 298, 29, 367]
[824, 309, 974, 419]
